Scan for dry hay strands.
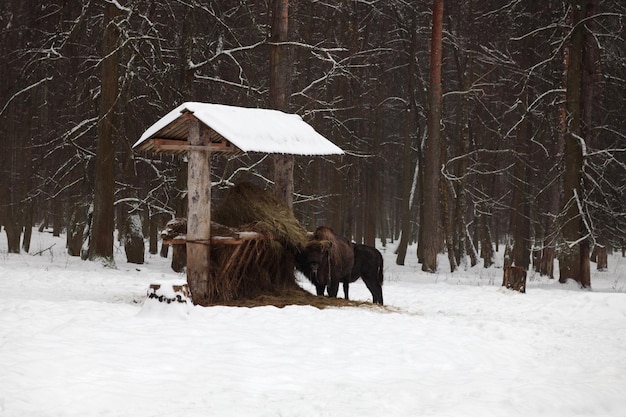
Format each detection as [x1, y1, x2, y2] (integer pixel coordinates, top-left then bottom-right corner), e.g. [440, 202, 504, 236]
[206, 234, 292, 303]
[213, 182, 308, 249]
[212, 287, 385, 309]
[203, 182, 314, 305]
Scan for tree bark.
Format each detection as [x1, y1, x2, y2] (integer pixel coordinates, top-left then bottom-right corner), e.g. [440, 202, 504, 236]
[121, 211, 145, 264]
[595, 245, 607, 271]
[2, 100, 22, 254]
[559, 0, 591, 288]
[509, 101, 531, 271]
[269, 0, 294, 208]
[396, 18, 419, 265]
[479, 211, 495, 268]
[172, 161, 188, 270]
[539, 246, 555, 279]
[21, 203, 33, 253]
[67, 204, 87, 257]
[420, 0, 444, 273]
[451, 0, 474, 271]
[396, 107, 416, 265]
[89, 1, 121, 263]
[149, 213, 158, 255]
[503, 265, 527, 293]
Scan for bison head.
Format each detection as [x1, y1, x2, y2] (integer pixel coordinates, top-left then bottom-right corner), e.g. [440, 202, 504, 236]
[300, 240, 332, 291]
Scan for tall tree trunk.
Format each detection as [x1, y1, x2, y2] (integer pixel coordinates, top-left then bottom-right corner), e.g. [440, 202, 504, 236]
[21, 204, 33, 253]
[450, 0, 475, 270]
[442, 176, 457, 272]
[479, 211, 495, 268]
[52, 198, 62, 237]
[149, 212, 158, 255]
[559, 0, 591, 288]
[364, 112, 381, 247]
[67, 204, 87, 257]
[89, 1, 121, 263]
[454, 86, 471, 270]
[420, 0, 444, 272]
[2, 99, 22, 253]
[397, 21, 419, 265]
[509, 100, 531, 271]
[269, 0, 294, 208]
[396, 108, 416, 265]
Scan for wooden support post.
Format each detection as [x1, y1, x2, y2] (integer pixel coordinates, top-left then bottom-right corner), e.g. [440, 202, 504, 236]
[502, 265, 527, 293]
[186, 116, 212, 304]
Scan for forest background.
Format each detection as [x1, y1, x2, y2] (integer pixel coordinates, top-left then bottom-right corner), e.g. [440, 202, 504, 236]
[1, 1, 625, 285]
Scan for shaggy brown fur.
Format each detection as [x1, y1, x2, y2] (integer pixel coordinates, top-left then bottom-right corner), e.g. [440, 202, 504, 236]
[297, 228, 385, 305]
[297, 226, 355, 298]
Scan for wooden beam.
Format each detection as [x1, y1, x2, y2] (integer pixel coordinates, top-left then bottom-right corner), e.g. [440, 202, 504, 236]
[163, 231, 262, 246]
[151, 138, 237, 153]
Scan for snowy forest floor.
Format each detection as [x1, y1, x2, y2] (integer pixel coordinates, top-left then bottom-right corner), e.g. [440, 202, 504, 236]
[1, 229, 625, 417]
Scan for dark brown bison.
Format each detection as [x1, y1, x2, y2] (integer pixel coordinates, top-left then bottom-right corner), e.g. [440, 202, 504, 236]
[349, 243, 384, 305]
[297, 226, 354, 298]
[296, 226, 384, 305]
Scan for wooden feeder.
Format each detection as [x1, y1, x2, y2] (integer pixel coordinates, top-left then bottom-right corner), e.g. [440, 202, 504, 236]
[133, 102, 343, 305]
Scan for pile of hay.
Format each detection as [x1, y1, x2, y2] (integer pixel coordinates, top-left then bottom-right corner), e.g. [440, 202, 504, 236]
[213, 182, 307, 247]
[205, 182, 310, 305]
[221, 290, 378, 309]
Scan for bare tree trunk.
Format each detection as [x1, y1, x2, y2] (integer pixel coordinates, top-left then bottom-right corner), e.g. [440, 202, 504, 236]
[509, 99, 531, 271]
[364, 113, 381, 247]
[171, 162, 187, 269]
[269, 0, 294, 208]
[559, 0, 591, 288]
[67, 204, 87, 257]
[479, 211, 495, 268]
[2, 102, 22, 254]
[149, 213, 158, 255]
[52, 198, 62, 237]
[396, 108, 416, 265]
[420, 0, 444, 273]
[4, 211, 21, 254]
[118, 56, 144, 265]
[89, 1, 121, 264]
[21, 203, 33, 253]
[121, 210, 144, 264]
[396, 18, 419, 265]
[442, 176, 457, 272]
[450, 0, 475, 271]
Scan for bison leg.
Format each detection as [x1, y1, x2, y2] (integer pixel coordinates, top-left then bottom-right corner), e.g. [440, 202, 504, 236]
[315, 283, 325, 296]
[362, 274, 384, 305]
[343, 280, 350, 300]
[327, 279, 340, 298]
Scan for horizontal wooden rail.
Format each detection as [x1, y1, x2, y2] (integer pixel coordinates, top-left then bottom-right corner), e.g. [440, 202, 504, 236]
[163, 231, 263, 246]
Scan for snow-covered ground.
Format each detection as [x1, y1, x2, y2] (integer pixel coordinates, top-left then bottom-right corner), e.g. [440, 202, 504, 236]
[1, 229, 625, 417]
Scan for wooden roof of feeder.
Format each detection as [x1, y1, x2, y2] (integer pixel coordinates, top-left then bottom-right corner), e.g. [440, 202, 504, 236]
[133, 102, 344, 156]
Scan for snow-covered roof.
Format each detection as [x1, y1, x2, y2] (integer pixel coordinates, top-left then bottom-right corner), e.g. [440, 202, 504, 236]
[133, 102, 343, 156]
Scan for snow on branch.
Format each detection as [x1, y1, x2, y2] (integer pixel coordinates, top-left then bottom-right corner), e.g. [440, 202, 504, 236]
[0, 77, 52, 117]
[105, 0, 131, 13]
[188, 40, 266, 70]
[567, 189, 594, 249]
